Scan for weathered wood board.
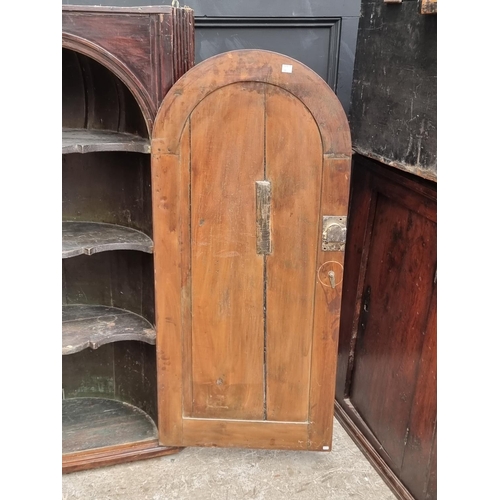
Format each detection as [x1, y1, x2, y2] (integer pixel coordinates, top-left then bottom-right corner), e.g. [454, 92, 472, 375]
[62, 128, 150, 154]
[62, 221, 153, 258]
[62, 304, 156, 355]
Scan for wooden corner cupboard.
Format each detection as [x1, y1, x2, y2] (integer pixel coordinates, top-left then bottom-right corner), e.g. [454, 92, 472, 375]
[62, 4, 194, 473]
[62, 5, 352, 472]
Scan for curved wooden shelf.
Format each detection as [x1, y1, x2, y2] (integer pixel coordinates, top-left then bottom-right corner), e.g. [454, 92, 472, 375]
[62, 304, 156, 355]
[62, 398, 157, 454]
[62, 128, 150, 154]
[62, 221, 153, 258]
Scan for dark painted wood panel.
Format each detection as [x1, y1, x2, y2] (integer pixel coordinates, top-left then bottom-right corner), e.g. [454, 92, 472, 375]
[62, 398, 157, 454]
[62, 49, 86, 128]
[62, 341, 159, 424]
[62, 49, 149, 138]
[61, 0, 361, 114]
[114, 341, 159, 423]
[62, 251, 155, 323]
[349, 1, 437, 179]
[62, 12, 155, 98]
[62, 152, 152, 237]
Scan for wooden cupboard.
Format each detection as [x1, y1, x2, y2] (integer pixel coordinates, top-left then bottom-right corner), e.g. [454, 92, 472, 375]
[62, 5, 353, 472]
[62, 5, 194, 473]
[335, 155, 437, 500]
[336, 1, 437, 498]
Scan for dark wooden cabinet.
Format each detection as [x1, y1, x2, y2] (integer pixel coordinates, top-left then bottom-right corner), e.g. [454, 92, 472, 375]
[335, 155, 437, 500]
[62, 5, 194, 134]
[338, 0, 437, 496]
[62, 5, 194, 473]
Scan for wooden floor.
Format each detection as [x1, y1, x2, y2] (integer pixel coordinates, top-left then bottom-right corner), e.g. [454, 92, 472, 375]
[62, 398, 157, 454]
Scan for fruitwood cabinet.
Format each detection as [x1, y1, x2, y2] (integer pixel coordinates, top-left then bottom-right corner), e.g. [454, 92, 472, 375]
[62, 5, 353, 474]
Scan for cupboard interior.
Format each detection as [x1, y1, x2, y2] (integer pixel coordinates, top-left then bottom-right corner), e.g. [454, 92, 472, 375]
[62, 48, 158, 455]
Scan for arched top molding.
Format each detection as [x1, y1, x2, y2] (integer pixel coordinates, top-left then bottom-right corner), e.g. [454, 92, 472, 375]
[62, 32, 156, 136]
[153, 49, 351, 156]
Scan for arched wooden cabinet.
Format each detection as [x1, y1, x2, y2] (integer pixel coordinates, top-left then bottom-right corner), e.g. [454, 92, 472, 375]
[63, 7, 352, 471]
[62, 5, 194, 473]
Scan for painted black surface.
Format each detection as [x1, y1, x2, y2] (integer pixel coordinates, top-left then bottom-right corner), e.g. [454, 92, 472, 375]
[195, 19, 340, 87]
[349, 1, 437, 178]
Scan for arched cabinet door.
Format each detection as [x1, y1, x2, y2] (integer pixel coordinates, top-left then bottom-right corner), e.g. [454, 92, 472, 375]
[152, 50, 351, 451]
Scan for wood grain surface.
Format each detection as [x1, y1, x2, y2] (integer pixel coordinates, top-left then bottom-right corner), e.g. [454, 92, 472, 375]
[63, 6, 195, 134]
[335, 156, 437, 500]
[190, 83, 265, 420]
[152, 50, 351, 450]
[265, 86, 322, 422]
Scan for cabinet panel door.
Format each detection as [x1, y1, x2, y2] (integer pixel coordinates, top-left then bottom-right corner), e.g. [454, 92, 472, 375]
[349, 193, 436, 465]
[336, 157, 437, 500]
[152, 50, 351, 450]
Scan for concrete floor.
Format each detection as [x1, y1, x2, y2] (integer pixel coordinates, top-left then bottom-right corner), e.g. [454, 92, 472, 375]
[62, 417, 396, 500]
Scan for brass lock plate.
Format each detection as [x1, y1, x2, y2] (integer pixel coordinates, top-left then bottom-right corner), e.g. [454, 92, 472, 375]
[322, 216, 347, 252]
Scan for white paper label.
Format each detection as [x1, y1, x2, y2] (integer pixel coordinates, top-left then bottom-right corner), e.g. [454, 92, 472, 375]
[322, 445, 329, 450]
[281, 64, 293, 73]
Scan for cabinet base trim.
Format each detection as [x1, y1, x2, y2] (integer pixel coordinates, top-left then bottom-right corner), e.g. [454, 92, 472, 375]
[63, 440, 183, 473]
[334, 401, 415, 500]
